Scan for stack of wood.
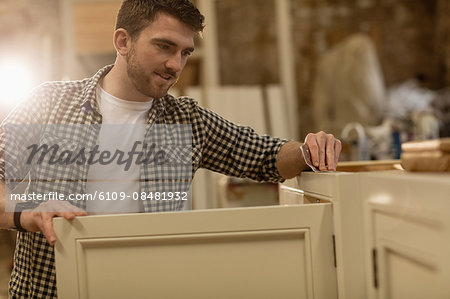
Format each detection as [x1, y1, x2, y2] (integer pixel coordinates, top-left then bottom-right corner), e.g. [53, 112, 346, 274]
[401, 138, 450, 171]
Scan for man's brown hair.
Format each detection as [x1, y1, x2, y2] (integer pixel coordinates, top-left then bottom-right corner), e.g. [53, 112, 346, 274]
[116, 0, 205, 40]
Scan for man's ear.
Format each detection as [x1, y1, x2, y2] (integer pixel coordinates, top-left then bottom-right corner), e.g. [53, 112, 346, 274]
[113, 28, 130, 56]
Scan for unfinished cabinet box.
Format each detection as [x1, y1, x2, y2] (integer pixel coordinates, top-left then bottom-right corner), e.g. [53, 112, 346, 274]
[361, 170, 450, 299]
[54, 205, 337, 299]
[280, 171, 368, 299]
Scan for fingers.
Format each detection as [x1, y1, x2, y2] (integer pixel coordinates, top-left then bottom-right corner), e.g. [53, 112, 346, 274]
[316, 133, 328, 171]
[41, 212, 58, 245]
[52, 201, 87, 220]
[41, 201, 87, 245]
[26, 201, 87, 245]
[304, 131, 341, 171]
[22, 210, 56, 245]
[304, 133, 320, 168]
[325, 134, 336, 171]
[334, 139, 342, 169]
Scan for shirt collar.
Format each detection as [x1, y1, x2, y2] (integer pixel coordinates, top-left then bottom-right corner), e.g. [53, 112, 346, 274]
[80, 64, 114, 114]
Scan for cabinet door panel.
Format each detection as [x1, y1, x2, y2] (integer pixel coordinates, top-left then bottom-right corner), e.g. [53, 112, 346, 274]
[54, 205, 337, 299]
[375, 213, 442, 299]
[374, 220, 444, 299]
[381, 244, 440, 299]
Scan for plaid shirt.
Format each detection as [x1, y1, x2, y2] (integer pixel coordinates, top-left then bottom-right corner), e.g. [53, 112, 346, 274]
[0, 65, 287, 298]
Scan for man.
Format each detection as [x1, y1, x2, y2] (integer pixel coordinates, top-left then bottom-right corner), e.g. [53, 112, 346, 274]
[0, 0, 341, 297]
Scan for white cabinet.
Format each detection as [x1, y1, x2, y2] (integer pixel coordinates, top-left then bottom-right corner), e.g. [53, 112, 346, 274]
[54, 205, 337, 299]
[55, 168, 450, 298]
[280, 171, 368, 299]
[361, 170, 450, 299]
[279, 169, 450, 299]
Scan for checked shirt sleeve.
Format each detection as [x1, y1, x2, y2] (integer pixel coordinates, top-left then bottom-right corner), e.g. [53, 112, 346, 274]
[0, 84, 52, 187]
[196, 105, 289, 182]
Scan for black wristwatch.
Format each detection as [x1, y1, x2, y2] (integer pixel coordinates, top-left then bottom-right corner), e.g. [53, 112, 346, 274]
[14, 203, 32, 232]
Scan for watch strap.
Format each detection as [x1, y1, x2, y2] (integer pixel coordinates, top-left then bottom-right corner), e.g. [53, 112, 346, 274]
[14, 204, 28, 232]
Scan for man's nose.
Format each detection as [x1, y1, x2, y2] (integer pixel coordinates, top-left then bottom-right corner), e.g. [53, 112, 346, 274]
[165, 53, 183, 73]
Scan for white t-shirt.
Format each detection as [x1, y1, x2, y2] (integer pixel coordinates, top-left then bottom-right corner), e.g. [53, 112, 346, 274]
[85, 85, 153, 214]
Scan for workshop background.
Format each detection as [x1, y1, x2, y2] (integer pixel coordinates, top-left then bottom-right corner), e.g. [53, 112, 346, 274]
[1, 0, 450, 296]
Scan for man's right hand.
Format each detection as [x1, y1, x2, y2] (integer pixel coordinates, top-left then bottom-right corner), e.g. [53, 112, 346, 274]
[20, 201, 87, 245]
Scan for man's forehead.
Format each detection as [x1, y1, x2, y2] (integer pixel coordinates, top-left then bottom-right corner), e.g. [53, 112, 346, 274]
[140, 14, 196, 47]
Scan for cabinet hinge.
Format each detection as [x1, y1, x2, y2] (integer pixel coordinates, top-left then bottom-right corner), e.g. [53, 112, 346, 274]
[332, 234, 337, 268]
[372, 248, 378, 289]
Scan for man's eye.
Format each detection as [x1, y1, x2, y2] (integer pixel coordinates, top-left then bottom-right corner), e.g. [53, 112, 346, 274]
[182, 51, 192, 57]
[157, 44, 169, 50]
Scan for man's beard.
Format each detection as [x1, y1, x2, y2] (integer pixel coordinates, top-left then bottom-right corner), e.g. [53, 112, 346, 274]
[126, 46, 176, 99]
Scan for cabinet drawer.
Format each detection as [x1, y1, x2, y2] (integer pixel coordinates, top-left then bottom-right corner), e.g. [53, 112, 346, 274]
[55, 205, 337, 299]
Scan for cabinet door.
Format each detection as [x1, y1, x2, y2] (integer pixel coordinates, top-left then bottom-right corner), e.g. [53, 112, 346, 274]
[372, 212, 445, 299]
[361, 171, 450, 299]
[54, 205, 337, 299]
